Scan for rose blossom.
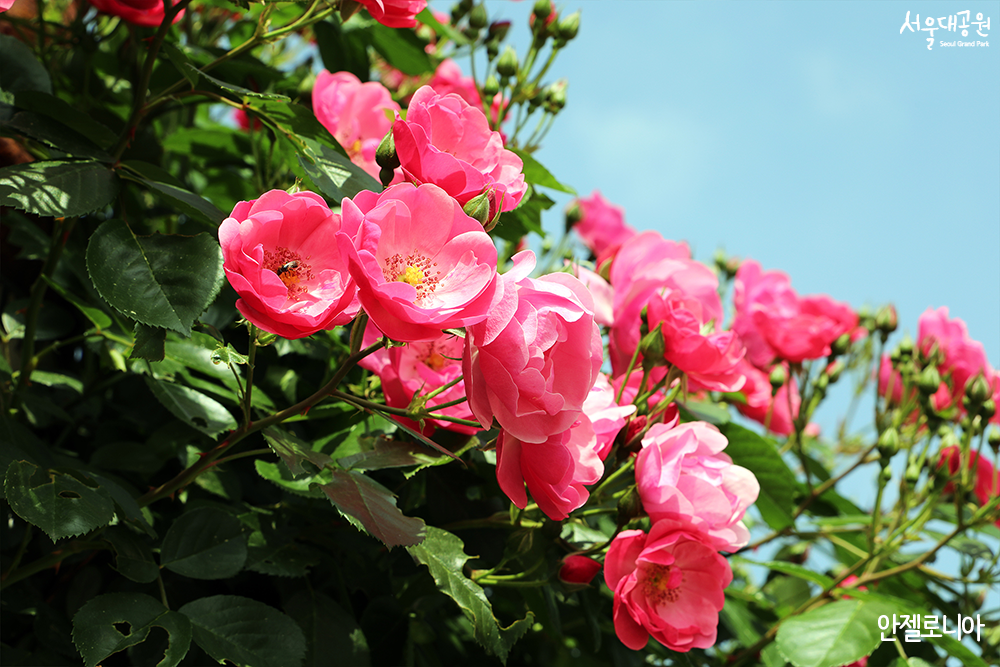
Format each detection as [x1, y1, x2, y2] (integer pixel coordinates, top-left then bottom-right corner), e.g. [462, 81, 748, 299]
[355, 0, 426, 28]
[87, 0, 182, 26]
[337, 183, 499, 342]
[219, 190, 359, 339]
[733, 259, 857, 366]
[571, 190, 636, 266]
[463, 251, 603, 444]
[605, 519, 733, 651]
[559, 555, 602, 585]
[0, 0, 15, 11]
[938, 445, 999, 525]
[636, 422, 759, 552]
[733, 360, 799, 435]
[585, 374, 636, 460]
[312, 71, 400, 180]
[427, 59, 504, 127]
[918, 307, 991, 410]
[392, 86, 526, 220]
[496, 417, 603, 521]
[569, 262, 614, 327]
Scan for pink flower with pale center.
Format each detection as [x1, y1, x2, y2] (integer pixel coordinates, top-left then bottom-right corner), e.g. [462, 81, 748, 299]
[356, 0, 426, 28]
[733, 259, 857, 365]
[733, 360, 799, 435]
[219, 190, 360, 340]
[463, 251, 603, 444]
[338, 183, 499, 342]
[496, 416, 603, 521]
[392, 86, 525, 220]
[87, 0, 182, 26]
[605, 519, 733, 651]
[636, 422, 759, 552]
[312, 71, 400, 180]
[572, 190, 636, 266]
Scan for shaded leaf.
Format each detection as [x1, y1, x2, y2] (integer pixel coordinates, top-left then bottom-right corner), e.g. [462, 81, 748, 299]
[188, 64, 290, 100]
[132, 323, 167, 361]
[159, 507, 247, 580]
[4, 461, 114, 541]
[40, 275, 114, 329]
[2, 111, 112, 160]
[314, 19, 370, 82]
[254, 459, 327, 498]
[179, 595, 306, 667]
[407, 527, 533, 664]
[286, 590, 371, 667]
[0, 34, 52, 104]
[776, 598, 897, 667]
[104, 526, 158, 583]
[369, 23, 433, 76]
[72, 592, 191, 667]
[145, 378, 238, 437]
[337, 437, 448, 472]
[14, 90, 116, 147]
[318, 469, 426, 547]
[263, 426, 332, 477]
[0, 160, 118, 217]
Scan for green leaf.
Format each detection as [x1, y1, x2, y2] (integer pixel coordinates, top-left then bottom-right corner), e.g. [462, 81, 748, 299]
[104, 526, 158, 583]
[337, 437, 448, 472]
[14, 90, 116, 147]
[86, 219, 224, 335]
[40, 275, 113, 329]
[890, 659, 935, 667]
[4, 461, 114, 541]
[318, 469, 426, 547]
[263, 426, 332, 477]
[776, 598, 897, 667]
[2, 111, 112, 160]
[159, 507, 247, 580]
[254, 459, 327, 498]
[251, 99, 349, 157]
[160, 42, 199, 87]
[72, 593, 192, 667]
[719, 423, 799, 530]
[29, 370, 83, 394]
[297, 140, 381, 202]
[733, 557, 834, 589]
[179, 595, 306, 667]
[509, 147, 575, 194]
[142, 179, 228, 227]
[132, 323, 167, 361]
[188, 64, 290, 100]
[369, 23, 433, 76]
[314, 19, 371, 83]
[493, 185, 549, 243]
[145, 378, 238, 437]
[211, 342, 248, 366]
[0, 34, 52, 101]
[285, 590, 371, 667]
[679, 399, 731, 425]
[0, 160, 118, 217]
[407, 527, 533, 664]
[415, 8, 469, 45]
[89, 471, 157, 538]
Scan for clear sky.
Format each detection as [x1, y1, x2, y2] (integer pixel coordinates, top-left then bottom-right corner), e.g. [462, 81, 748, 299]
[482, 0, 1000, 379]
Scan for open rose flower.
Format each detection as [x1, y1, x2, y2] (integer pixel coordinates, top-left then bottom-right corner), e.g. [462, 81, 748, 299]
[393, 86, 526, 221]
[571, 190, 636, 266]
[605, 519, 733, 651]
[733, 360, 799, 435]
[636, 422, 759, 552]
[427, 59, 504, 127]
[313, 71, 400, 180]
[338, 183, 499, 342]
[585, 373, 636, 460]
[219, 190, 360, 339]
[87, 0, 182, 26]
[355, 0, 426, 28]
[464, 251, 603, 444]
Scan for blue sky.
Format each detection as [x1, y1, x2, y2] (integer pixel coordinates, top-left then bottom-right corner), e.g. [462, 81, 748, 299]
[480, 0, 999, 380]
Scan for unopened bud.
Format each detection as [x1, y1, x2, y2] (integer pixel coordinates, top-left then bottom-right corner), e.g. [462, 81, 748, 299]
[769, 365, 787, 391]
[558, 555, 601, 586]
[483, 75, 500, 97]
[255, 330, 278, 346]
[875, 304, 898, 334]
[639, 322, 666, 372]
[532, 0, 551, 20]
[917, 366, 941, 395]
[880, 465, 893, 483]
[555, 10, 580, 41]
[980, 398, 996, 421]
[966, 373, 992, 406]
[546, 80, 567, 111]
[617, 485, 643, 526]
[376, 129, 399, 171]
[815, 373, 829, 395]
[904, 462, 921, 485]
[468, 3, 487, 29]
[462, 191, 491, 227]
[830, 333, 851, 357]
[988, 429, 1000, 454]
[496, 46, 518, 78]
[826, 360, 845, 384]
[878, 427, 900, 459]
[898, 334, 914, 358]
[450, 0, 469, 23]
[488, 20, 511, 40]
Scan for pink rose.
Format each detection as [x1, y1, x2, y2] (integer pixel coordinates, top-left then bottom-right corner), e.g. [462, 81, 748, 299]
[605, 519, 733, 651]
[356, 0, 426, 28]
[569, 262, 614, 327]
[733, 360, 799, 435]
[428, 60, 504, 127]
[87, 0, 182, 26]
[219, 190, 360, 339]
[338, 183, 499, 342]
[572, 190, 636, 265]
[233, 108, 262, 132]
[464, 251, 603, 444]
[392, 86, 526, 220]
[636, 422, 759, 552]
[584, 374, 636, 460]
[938, 445, 999, 527]
[733, 259, 857, 365]
[918, 307, 990, 408]
[0, 0, 15, 11]
[358, 324, 478, 435]
[559, 555, 602, 585]
[496, 417, 603, 521]
[312, 71, 400, 180]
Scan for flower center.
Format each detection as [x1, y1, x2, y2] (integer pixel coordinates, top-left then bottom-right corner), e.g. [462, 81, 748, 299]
[641, 563, 682, 605]
[382, 252, 440, 303]
[263, 247, 313, 300]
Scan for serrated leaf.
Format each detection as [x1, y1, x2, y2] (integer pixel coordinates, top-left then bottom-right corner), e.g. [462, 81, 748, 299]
[179, 595, 306, 667]
[298, 139, 381, 202]
[86, 219, 224, 335]
[104, 526, 158, 583]
[159, 507, 247, 580]
[145, 378, 238, 437]
[509, 147, 575, 194]
[318, 469, 426, 547]
[72, 593, 191, 667]
[211, 343, 248, 366]
[286, 590, 370, 667]
[369, 23, 433, 76]
[132, 323, 167, 361]
[254, 459, 327, 498]
[4, 461, 114, 541]
[337, 437, 447, 472]
[263, 426, 333, 477]
[719, 423, 798, 530]
[188, 64, 290, 100]
[0, 160, 118, 217]
[776, 598, 897, 667]
[2, 111, 112, 160]
[407, 527, 533, 664]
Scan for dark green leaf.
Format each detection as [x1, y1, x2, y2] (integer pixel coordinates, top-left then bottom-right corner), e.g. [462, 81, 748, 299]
[160, 42, 199, 87]
[337, 437, 448, 472]
[132, 323, 167, 361]
[509, 147, 575, 194]
[493, 185, 550, 243]
[161, 126, 252, 159]
[250, 99, 349, 157]
[145, 378, 238, 437]
[314, 19, 371, 82]
[297, 140, 381, 203]
[40, 275, 114, 329]
[29, 370, 83, 394]
[104, 526, 158, 583]
[254, 459, 328, 498]
[86, 219, 224, 335]
[180, 595, 306, 667]
[89, 472, 156, 537]
[369, 23, 433, 76]
[189, 64, 291, 100]
[143, 179, 228, 227]
[776, 598, 897, 667]
[719, 423, 799, 530]
[286, 590, 370, 667]
[14, 90, 116, 147]
[72, 593, 191, 667]
[0, 34, 52, 101]
[2, 111, 112, 160]
[415, 8, 469, 45]
[263, 426, 332, 477]
[211, 343, 248, 366]
[159, 507, 247, 580]
[4, 461, 114, 541]
[407, 527, 533, 664]
[733, 557, 834, 589]
[318, 469, 426, 547]
[0, 160, 118, 217]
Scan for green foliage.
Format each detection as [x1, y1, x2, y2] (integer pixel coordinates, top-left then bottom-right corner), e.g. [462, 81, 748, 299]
[72, 593, 192, 667]
[776, 599, 897, 667]
[318, 469, 427, 547]
[159, 507, 248, 579]
[4, 461, 115, 541]
[0, 160, 119, 217]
